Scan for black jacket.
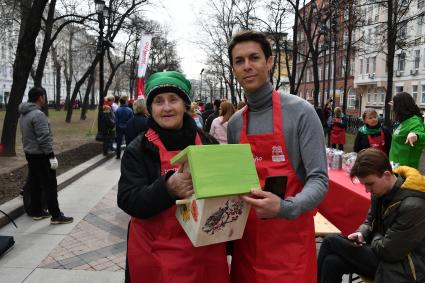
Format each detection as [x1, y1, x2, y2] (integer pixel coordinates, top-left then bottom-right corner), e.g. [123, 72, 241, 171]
[100, 111, 116, 137]
[353, 126, 392, 155]
[117, 128, 218, 219]
[124, 113, 149, 146]
[358, 177, 425, 283]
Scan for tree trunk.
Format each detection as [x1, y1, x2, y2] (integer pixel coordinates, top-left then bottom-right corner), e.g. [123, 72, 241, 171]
[81, 71, 94, 120]
[312, 51, 320, 107]
[90, 69, 96, 109]
[55, 65, 61, 110]
[290, 0, 300, 94]
[0, 0, 49, 156]
[65, 56, 99, 123]
[385, 0, 396, 129]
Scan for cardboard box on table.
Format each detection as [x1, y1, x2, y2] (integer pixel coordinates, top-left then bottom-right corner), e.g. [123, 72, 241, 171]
[171, 144, 260, 247]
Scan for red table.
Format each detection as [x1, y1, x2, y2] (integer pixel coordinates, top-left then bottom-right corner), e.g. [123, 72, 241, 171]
[318, 170, 370, 235]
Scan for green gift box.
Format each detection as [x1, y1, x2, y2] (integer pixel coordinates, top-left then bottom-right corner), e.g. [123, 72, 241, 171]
[171, 144, 260, 247]
[171, 144, 260, 199]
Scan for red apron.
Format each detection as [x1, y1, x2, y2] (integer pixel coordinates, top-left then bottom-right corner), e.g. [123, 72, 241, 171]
[230, 91, 316, 283]
[368, 130, 385, 152]
[127, 129, 230, 283]
[330, 118, 346, 145]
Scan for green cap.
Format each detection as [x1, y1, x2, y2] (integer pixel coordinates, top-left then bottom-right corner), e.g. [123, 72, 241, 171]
[145, 71, 192, 111]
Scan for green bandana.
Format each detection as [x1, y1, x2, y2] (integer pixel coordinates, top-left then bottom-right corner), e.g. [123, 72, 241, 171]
[358, 125, 381, 135]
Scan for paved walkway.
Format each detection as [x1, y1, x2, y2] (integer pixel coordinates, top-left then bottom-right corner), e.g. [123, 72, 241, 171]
[0, 158, 127, 283]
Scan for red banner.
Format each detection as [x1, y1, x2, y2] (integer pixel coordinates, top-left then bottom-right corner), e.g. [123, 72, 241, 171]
[136, 78, 145, 99]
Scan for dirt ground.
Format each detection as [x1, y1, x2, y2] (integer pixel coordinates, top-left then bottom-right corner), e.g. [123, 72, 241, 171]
[0, 109, 102, 206]
[0, 142, 102, 206]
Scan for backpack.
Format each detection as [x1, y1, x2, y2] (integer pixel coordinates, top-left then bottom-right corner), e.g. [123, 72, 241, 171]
[0, 210, 16, 257]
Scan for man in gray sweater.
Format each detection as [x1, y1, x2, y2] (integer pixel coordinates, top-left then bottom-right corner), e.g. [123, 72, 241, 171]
[19, 87, 73, 224]
[227, 30, 328, 283]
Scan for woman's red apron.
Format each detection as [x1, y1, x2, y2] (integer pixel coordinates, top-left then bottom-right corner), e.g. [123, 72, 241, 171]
[127, 129, 230, 283]
[368, 130, 386, 152]
[331, 118, 346, 145]
[230, 91, 316, 283]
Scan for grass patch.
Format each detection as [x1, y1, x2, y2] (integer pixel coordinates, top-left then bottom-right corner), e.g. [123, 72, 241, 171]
[0, 109, 99, 152]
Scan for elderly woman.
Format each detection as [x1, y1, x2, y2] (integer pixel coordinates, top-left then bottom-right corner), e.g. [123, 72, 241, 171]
[389, 92, 425, 169]
[118, 71, 230, 283]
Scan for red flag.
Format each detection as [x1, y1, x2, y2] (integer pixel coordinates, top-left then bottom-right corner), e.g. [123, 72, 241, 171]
[136, 77, 145, 99]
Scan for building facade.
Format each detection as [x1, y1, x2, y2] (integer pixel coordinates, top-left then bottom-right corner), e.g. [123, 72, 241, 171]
[296, 0, 359, 117]
[354, 0, 425, 116]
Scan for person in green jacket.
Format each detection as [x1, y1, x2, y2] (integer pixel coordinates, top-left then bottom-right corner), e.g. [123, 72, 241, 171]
[389, 92, 425, 169]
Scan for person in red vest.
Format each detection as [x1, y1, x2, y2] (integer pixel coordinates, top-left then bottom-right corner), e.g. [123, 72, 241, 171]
[226, 30, 328, 283]
[353, 109, 392, 154]
[330, 107, 347, 151]
[117, 71, 229, 283]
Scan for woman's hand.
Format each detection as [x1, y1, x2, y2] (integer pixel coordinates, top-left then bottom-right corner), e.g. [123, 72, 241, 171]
[166, 166, 194, 199]
[405, 132, 418, 146]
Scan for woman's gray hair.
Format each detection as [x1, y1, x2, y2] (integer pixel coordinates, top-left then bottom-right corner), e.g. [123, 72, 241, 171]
[133, 98, 147, 114]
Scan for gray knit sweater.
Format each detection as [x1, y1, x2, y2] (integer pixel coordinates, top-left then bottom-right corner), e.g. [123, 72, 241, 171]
[227, 82, 328, 219]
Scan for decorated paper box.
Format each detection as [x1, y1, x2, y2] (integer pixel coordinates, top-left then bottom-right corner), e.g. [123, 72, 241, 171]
[171, 144, 260, 247]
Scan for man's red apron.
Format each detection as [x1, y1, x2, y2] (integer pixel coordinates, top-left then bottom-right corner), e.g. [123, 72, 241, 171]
[368, 130, 385, 152]
[127, 129, 230, 283]
[230, 91, 316, 283]
[331, 118, 346, 145]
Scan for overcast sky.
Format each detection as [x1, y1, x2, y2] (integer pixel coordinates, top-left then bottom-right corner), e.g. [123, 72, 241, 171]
[145, 0, 208, 80]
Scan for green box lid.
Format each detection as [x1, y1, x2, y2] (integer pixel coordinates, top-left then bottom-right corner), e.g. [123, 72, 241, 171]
[171, 144, 260, 199]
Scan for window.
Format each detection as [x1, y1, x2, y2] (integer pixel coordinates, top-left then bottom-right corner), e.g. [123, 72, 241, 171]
[417, 17, 423, 36]
[372, 57, 376, 73]
[423, 48, 425, 68]
[413, 85, 418, 102]
[399, 24, 408, 40]
[366, 58, 370, 73]
[422, 85, 425, 103]
[415, 50, 421, 69]
[368, 93, 371, 102]
[396, 86, 404, 94]
[381, 91, 385, 103]
[348, 90, 357, 108]
[397, 53, 405, 71]
[360, 59, 363, 75]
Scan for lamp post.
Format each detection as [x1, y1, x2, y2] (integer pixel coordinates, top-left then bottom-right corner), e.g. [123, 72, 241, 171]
[95, 0, 108, 135]
[199, 68, 205, 101]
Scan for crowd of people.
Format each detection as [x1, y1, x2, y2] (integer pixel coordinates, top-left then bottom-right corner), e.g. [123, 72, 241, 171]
[17, 29, 425, 283]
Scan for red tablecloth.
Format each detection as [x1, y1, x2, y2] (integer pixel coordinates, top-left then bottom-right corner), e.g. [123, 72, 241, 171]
[318, 170, 370, 235]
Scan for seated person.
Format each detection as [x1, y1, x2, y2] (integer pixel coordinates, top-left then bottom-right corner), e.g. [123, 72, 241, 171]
[317, 148, 425, 283]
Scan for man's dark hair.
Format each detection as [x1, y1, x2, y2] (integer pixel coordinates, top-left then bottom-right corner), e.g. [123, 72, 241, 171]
[350, 148, 392, 179]
[228, 30, 272, 66]
[204, 102, 213, 111]
[393, 92, 423, 122]
[119, 98, 127, 105]
[28, 87, 46, 103]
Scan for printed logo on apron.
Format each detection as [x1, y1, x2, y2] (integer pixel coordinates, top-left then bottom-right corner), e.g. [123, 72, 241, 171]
[271, 145, 285, 162]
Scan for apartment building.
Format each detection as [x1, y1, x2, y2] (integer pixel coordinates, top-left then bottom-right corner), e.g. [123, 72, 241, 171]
[354, 0, 425, 115]
[296, 0, 359, 117]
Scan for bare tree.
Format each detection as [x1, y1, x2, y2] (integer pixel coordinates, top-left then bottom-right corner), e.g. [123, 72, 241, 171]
[0, 0, 49, 156]
[198, 0, 259, 104]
